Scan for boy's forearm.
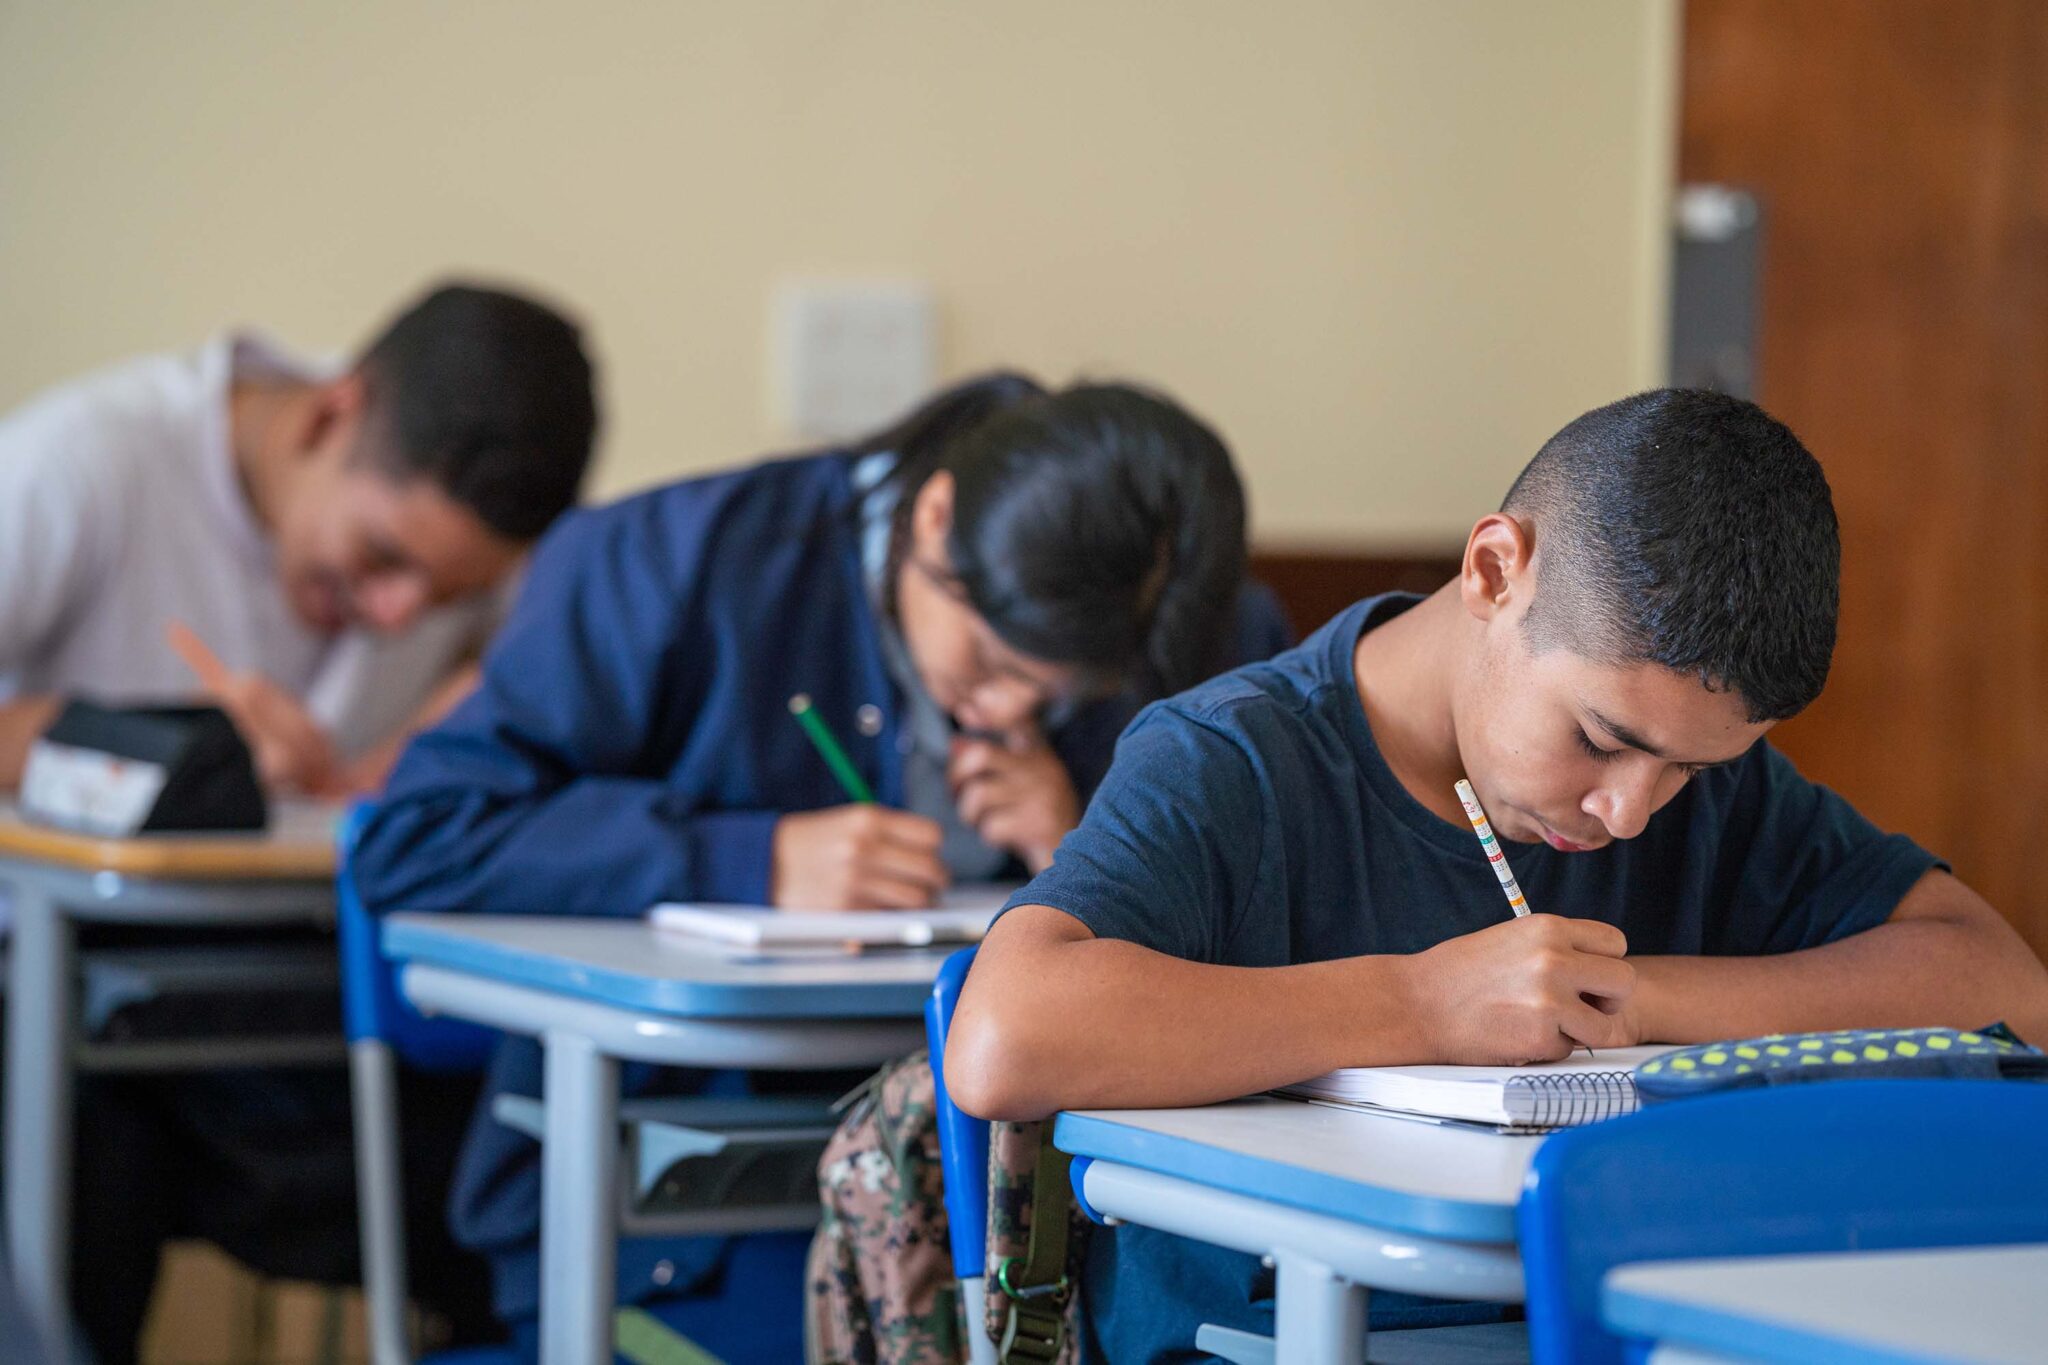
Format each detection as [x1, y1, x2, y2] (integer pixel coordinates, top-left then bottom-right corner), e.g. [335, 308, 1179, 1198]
[1633, 886, 2048, 1045]
[948, 906, 1426, 1120]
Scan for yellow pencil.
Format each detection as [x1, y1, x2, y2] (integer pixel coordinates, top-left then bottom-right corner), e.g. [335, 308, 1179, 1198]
[1454, 779, 1530, 916]
[1455, 779, 1594, 1057]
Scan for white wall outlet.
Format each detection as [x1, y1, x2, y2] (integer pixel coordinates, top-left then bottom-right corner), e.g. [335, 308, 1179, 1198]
[771, 279, 937, 442]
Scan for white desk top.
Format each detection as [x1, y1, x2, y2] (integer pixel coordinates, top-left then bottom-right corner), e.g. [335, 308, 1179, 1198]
[1056, 1096, 1538, 1243]
[1604, 1243, 2048, 1364]
[384, 913, 953, 1018]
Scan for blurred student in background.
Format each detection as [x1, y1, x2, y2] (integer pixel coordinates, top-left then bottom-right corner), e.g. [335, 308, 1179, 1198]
[0, 280, 596, 796]
[0, 280, 599, 1363]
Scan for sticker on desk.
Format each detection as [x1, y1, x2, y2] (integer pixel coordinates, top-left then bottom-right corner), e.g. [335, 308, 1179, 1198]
[20, 741, 168, 837]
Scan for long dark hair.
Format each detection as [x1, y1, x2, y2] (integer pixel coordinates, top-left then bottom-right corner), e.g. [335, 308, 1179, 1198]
[847, 371, 1248, 701]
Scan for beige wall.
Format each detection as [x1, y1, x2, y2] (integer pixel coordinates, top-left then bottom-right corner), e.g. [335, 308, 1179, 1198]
[0, 1, 1675, 546]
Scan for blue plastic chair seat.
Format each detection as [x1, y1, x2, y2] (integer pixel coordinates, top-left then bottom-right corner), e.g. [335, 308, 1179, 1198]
[1517, 1078, 2048, 1364]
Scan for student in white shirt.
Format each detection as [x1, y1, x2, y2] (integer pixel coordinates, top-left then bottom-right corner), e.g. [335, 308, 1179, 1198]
[0, 280, 599, 1364]
[0, 281, 598, 795]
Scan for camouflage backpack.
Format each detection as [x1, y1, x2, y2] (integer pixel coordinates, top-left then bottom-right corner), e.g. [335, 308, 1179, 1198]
[807, 1052, 1088, 1365]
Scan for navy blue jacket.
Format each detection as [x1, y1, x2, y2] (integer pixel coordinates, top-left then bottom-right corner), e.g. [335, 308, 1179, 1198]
[356, 450, 1293, 1317]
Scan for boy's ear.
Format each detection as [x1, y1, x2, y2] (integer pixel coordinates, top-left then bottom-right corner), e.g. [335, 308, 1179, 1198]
[1459, 512, 1536, 623]
[301, 373, 369, 462]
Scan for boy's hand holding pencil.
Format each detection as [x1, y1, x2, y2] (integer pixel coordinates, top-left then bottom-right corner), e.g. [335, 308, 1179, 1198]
[1443, 778, 1623, 1060]
[1400, 914, 1637, 1066]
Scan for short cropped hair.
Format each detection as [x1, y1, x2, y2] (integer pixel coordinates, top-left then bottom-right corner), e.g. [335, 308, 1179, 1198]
[1501, 389, 1839, 722]
[354, 282, 598, 540]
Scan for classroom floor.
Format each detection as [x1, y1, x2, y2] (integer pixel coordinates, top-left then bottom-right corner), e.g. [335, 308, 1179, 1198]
[142, 1244, 374, 1365]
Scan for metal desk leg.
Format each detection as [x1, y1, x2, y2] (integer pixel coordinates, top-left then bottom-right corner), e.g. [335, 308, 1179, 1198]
[1274, 1253, 1366, 1365]
[541, 1030, 620, 1365]
[349, 1039, 413, 1365]
[5, 884, 74, 1364]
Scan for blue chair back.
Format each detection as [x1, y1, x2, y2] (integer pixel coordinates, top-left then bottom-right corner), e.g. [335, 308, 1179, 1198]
[925, 947, 991, 1279]
[1517, 1079, 2048, 1365]
[336, 801, 497, 1069]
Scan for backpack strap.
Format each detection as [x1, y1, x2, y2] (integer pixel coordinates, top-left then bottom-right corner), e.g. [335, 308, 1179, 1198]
[991, 1125, 1074, 1363]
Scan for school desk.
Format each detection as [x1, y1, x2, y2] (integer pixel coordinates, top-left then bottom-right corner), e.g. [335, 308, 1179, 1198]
[1054, 1099, 1536, 1363]
[1603, 1243, 2048, 1364]
[382, 913, 935, 1365]
[0, 801, 342, 1365]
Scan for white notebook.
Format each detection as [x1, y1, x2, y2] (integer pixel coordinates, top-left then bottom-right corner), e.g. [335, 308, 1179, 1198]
[1276, 1045, 1677, 1130]
[648, 884, 1015, 949]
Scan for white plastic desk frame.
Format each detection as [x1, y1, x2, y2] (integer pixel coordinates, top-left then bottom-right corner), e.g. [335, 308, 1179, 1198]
[0, 857, 336, 1365]
[1054, 1098, 1536, 1365]
[1074, 1160, 1524, 1363]
[401, 963, 925, 1365]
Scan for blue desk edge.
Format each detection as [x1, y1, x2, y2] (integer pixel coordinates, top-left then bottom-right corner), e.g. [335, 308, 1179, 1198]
[381, 915, 933, 1019]
[1053, 1108, 1520, 1244]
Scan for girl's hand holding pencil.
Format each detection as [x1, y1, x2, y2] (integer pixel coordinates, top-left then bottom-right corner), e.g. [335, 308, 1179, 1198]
[770, 805, 949, 910]
[779, 694, 949, 909]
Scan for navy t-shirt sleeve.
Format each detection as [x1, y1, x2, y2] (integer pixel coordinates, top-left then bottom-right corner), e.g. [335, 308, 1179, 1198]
[1707, 742, 1945, 955]
[1001, 705, 1267, 964]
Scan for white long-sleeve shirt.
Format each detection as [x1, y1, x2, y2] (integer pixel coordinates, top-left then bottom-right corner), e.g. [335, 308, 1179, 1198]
[0, 332, 493, 757]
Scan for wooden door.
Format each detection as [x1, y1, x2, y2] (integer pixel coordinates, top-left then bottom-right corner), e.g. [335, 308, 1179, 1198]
[1680, 0, 2048, 955]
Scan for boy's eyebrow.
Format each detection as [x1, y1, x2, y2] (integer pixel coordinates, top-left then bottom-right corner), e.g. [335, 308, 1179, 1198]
[1583, 705, 1672, 759]
[1583, 703, 1740, 769]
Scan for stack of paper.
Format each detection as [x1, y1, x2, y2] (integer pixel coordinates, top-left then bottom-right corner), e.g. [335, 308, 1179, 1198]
[649, 884, 1014, 950]
[1277, 1045, 1676, 1130]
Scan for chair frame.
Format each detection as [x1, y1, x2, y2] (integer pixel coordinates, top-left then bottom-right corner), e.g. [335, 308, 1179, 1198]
[337, 803, 501, 1365]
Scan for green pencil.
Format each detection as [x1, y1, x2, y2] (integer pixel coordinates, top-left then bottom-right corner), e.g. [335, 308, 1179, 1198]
[789, 694, 876, 803]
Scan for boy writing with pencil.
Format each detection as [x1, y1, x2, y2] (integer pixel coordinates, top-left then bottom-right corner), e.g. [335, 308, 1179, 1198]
[949, 389, 2048, 1362]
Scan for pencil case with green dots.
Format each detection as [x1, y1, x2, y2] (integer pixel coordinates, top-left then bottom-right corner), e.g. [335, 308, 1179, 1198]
[1632, 1024, 2048, 1103]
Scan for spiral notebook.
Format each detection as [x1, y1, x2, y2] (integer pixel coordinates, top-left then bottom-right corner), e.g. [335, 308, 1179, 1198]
[1276, 1045, 1677, 1131]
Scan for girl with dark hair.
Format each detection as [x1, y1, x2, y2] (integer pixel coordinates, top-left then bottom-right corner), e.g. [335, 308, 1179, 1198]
[355, 371, 1290, 1360]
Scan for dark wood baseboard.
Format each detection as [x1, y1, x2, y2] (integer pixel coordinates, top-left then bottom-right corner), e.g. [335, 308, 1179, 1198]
[1250, 547, 1462, 640]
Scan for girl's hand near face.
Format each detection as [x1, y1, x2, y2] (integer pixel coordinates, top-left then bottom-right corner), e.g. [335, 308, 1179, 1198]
[948, 728, 1080, 874]
[771, 805, 950, 909]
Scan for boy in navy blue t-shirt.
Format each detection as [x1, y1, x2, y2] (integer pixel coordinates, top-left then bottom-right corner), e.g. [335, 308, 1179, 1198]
[949, 389, 2048, 1362]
